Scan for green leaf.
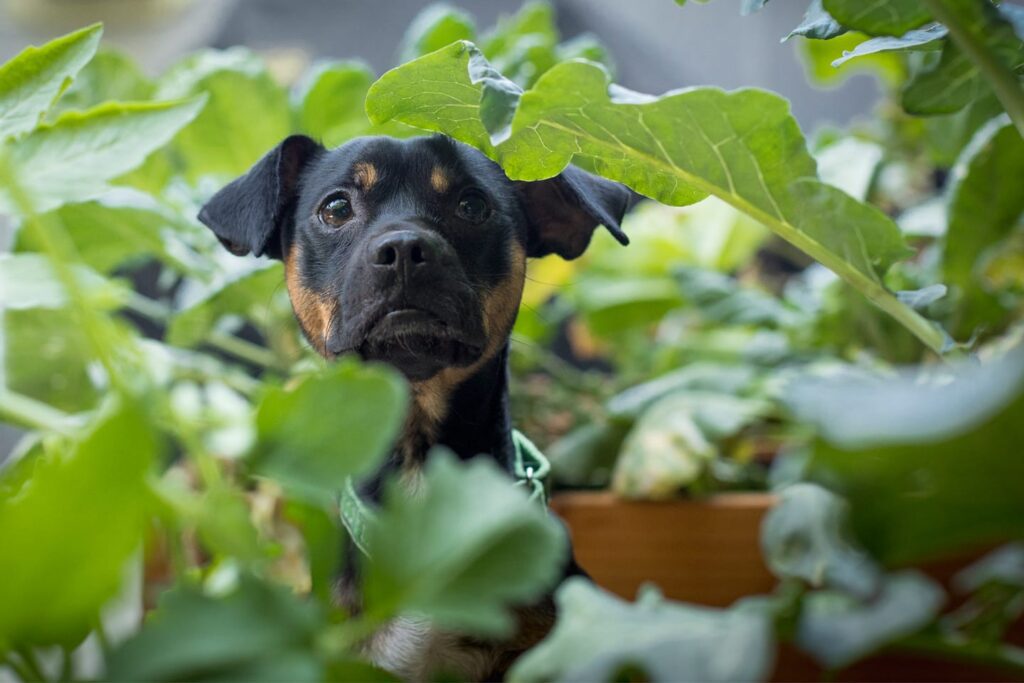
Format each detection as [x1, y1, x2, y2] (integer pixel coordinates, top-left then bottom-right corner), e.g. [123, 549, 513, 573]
[761, 484, 881, 599]
[156, 49, 291, 181]
[786, 0, 847, 41]
[0, 23, 102, 140]
[48, 49, 155, 117]
[798, 31, 907, 88]
[822, 0, 930, 37]
[0, 98, 205, 214]
[14, 191, 199, 274]
[509, 579, 774, 682]
[607, 362, 759, 420]
[295, 61, 376, 146]
[796, 571, 944, 668]
[0, 403, 156, 648]
[399, 4, 477, 62]
[168, 261, 284, 348]
[253, 359, 407, 505]
[831, 24, 945, 67]
[675, 266, 803, 328]
[106, 574, 323, 682]
[0, 253, 130, 310]
[364, 451, 567, 636]
[943, 117, 1024, 338]
[793, 346, 1024, 564]
[366, 46, 948, 354]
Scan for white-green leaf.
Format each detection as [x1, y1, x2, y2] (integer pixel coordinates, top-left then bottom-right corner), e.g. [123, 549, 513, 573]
[0, 98, 205, 214]
[0, 24, 102, 140]
[0, 253, 130, 310]
[509, 579, 774, 682]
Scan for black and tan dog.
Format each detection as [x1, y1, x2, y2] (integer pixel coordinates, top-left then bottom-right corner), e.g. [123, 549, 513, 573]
[198, 134, 631, 680]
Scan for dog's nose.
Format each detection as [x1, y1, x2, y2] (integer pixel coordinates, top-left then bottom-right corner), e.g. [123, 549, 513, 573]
[371, 230, 439, 273]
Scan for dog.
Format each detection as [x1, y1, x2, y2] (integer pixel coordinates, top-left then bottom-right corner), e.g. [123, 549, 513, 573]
[198, 133, 631, 680]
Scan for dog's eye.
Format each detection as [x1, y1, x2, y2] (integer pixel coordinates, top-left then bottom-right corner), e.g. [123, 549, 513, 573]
[318, 194, 353, 227]
[456, 190, 490, 223]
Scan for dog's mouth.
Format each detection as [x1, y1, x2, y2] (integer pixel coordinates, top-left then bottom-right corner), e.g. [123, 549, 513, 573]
[358, 307, 484, 380]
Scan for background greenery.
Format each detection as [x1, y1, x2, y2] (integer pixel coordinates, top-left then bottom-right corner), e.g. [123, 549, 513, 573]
[0, 0, 1022, 680]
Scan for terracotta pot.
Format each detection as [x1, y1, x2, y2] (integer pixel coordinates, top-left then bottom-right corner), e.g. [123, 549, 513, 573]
[552, 490, 1024, 683]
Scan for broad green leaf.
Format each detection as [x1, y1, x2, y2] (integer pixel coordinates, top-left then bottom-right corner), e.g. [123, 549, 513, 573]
[786, 0, 846, 41]
[156, 49, 291, 181]
[168, 260, 284, 347]
[675, 266, 803, 328]
[0, 24, 102, 140]
[798, 31, 906, 88]
[14, 191, 200, 274]
[295, 61, 376, 146]
[831, 24, 945, 67]
[0, 404, 156, 648]
[399, 4, 476, 62]
[106, 574, 323, 682]
[943, 117, 1024, 338]
[509, 579, 774, 682]
[48, 49, 155, 117]
[0, 98, 205, 214]
[481, 1, 557, 59]
[547, 419, 631, 489]
[796, 571, 944, 668]
[253, 359, 407, 505]
[0, 253, 130, 310]
[793, 346, 1024, 564]
[607, 362, 759, 420]
[364, 452, 567, 636]
[902, 2, 1024, 116]
[367, 46, 947, 354]
[821, 0, 930, 37]
[761, 484, 881, 599]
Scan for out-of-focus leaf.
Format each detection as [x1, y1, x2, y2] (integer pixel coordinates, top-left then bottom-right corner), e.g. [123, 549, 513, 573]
[0, 24, 102, 140]
[831, 24, 945, 66]
[0, 98, 205, 214]
[48, 49, 155, 116]
[607, 362, 759, 420]
[796, 571, 944, 668]
[675, 266, 803, 328]
[168, 260, 283, 347]
[572, 276, 684, 336]
[156, 49, 290, 181]
[295, 61, 376, 147]
[896, 284, 947, 310]
[786, 0, 846, 41]
[284, 500, 342, 604]
[954, 543, 1024, 592]
[761, 484, 881, 599]
[0, 253, 130, 310]
[798, 31, 906, 88]
[509, 579, 774, 682]
[399, 4, 476, 62]
[815, 137, 883, 201]
[106, 574, 323, 682]
[821, 0, 930, 37]
[943, 117, 1024, 339]
[253, 359, 407, 505]
[365, 452, 567, 636]
[548, 419, 631, 489]
[0, 404, 156, 648]
[793, 346, 1024, 564]
[14, 190, 200, 274]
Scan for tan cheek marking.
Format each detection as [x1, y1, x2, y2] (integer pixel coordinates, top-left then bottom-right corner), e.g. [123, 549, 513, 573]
[353, 162, 378, 191]
[430, 166, 450, 193]
[285, 245, 337, 357]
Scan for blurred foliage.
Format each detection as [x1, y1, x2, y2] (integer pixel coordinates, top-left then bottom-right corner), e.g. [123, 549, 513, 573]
[0, 0, 1023, 681]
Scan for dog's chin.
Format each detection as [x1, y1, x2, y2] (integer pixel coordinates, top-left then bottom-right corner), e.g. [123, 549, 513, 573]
[358, 309, 484, 381]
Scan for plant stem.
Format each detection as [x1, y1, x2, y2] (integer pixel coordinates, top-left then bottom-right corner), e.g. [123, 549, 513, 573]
[0, 390, 74, 434]
[14, 647, 46, 683]
[922, 0, 1024, 139]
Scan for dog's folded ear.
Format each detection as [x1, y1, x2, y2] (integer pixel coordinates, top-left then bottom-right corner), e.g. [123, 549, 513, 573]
[198, 135, 324, 259]
[516, 166, 636, 260]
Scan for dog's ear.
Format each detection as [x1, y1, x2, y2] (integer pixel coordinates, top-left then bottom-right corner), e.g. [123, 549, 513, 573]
[198, 135, 323, 259]
[516, 166, 633, 260]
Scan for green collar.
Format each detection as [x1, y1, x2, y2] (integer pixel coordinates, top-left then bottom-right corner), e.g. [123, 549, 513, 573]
[339, 429, 550, 557]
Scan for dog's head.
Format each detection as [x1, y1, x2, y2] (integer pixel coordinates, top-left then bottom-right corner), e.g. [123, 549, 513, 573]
[198, 134, 630, 381]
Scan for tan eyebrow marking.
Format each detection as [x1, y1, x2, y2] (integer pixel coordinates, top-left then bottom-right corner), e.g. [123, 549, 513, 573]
[430, 166, 450, 193]
[352, 162, 378, 190]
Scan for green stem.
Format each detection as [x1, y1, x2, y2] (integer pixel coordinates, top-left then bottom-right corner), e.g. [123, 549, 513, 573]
[14, 647, 46, 682]
[922, 0, 1024, 139]
[0, 390, 74, 434]
[898, 632, 1024, 676]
